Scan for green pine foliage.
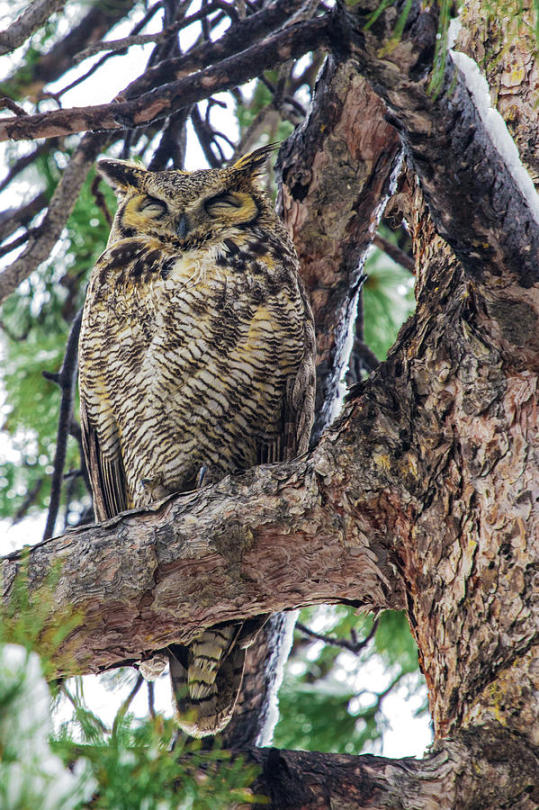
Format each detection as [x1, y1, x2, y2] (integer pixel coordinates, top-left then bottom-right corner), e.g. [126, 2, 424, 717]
[0, 644, 96, 810]
[53, 715, 264, 809]
[0, 641, 263, 810]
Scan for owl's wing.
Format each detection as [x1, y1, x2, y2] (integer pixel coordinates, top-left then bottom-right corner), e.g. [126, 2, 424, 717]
[80, 395, 129, 521]
[257, 315, 316, 465]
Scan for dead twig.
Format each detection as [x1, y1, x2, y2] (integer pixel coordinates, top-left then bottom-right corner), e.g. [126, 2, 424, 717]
[42, 309, 83, 541]
[296, 617, 379, 655]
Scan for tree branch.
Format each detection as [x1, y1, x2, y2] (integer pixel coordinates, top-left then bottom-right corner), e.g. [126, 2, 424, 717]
[277, 57, 401, 437]
[0, 191, 49, 243]
[337, 0, 539, 289]
[122, 0, 310, 98]
[0, 17, 329, 143]
[248, 725, 539, 809]
[295, 616, 378, 654]
[373, 232, 414, 273]
[0, 132, 109, 304]
[0, 0, 137, 93]
[1, 425, 409, 677]
[42, 309, 83, 541]
[0, 0, 66, 56]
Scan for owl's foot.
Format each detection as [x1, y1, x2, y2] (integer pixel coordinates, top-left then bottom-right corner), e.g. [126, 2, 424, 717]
[138, 652, 169, 681]
[140, 475, 170, 502]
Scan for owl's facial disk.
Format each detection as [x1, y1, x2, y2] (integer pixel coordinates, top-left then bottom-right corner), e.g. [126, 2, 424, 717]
[97, 151, 272, 249]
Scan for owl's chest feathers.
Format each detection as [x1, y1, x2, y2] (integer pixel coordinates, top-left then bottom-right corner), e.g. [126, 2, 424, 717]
[94, 236, 293, 341]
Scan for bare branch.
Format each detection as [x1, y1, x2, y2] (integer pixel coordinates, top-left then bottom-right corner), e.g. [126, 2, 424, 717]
[295, 617, 378, 655]
[73, 25, 183, 65]
[0, 191, 48, 243]
[112, 673, 144, 736]
[0, 142, 54, 193]
[0, 0, 66, 56]
[0, 97, 28, 116]
[12, 477, 44, 524]
[72, 2, 238, 64]
[42, 309, 83, 541]
[54, 2, 164, 98]
[0, 17, 329, 143]
[1, 0, 138, 93]
[0, 132, 109, 305]
[373, 233, 415, 273]
[0, 230, 33, 259]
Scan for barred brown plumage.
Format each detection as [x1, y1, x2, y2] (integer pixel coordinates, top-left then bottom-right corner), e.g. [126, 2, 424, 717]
[78, 145, 316, 736]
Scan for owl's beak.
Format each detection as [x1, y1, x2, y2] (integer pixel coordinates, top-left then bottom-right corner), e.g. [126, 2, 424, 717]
[176, 214, 190, 239]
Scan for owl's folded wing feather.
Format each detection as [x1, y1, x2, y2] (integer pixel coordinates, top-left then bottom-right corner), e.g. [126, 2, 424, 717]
[257, 305, 316, 465]
[80, 396, 129, 522]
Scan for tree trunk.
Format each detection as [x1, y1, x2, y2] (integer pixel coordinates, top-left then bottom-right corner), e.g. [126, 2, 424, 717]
[1, 0, 538, 806]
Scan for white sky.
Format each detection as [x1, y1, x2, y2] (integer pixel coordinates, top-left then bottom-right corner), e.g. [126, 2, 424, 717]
[0, 0, 438, 760]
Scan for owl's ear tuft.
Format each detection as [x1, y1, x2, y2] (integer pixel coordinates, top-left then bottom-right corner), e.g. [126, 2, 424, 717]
[232, 143, 278, 177]
[96, 158, 147, 191]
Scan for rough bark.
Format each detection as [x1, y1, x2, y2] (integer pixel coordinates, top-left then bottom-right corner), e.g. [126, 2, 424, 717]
[277, 57, 401, 437]
[248, 726, 539, 809]
[1, 452, 406, 676]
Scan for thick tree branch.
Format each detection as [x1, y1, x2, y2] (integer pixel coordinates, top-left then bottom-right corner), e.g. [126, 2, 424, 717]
[278, 57, 401, 435]
[248, 725, 539, 809]
[1, 432, 408, 677]
[336, 0, 539, 289]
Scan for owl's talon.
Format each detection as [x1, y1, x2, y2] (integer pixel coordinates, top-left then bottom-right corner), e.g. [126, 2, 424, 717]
[196, 465, 207, 488]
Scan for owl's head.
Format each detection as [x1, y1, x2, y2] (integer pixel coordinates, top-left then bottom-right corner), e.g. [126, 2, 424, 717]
[97, 145, 277, 248]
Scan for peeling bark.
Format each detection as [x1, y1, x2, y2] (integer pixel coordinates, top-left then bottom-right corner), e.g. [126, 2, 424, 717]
[278, 57, 401, 434]
[1, 452, 406, 676]
[249, 724, 539, 809]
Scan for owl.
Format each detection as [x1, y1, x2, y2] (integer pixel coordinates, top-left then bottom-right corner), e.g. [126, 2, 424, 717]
[78, 144, 316, 737]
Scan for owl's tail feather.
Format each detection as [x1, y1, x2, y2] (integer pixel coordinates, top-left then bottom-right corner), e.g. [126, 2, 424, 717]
[169, 624, 245, 737]
[169, 617, 268, 737]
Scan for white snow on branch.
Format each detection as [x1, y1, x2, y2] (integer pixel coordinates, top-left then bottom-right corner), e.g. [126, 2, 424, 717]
[449, 45, 539, 223]
[257, 610, 298, 746]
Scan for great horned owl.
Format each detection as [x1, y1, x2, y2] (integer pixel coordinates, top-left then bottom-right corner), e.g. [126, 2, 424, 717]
[78, 145, 316, 736]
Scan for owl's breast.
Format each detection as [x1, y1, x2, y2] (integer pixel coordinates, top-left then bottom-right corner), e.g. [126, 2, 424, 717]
[81, 234, 310, 506]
